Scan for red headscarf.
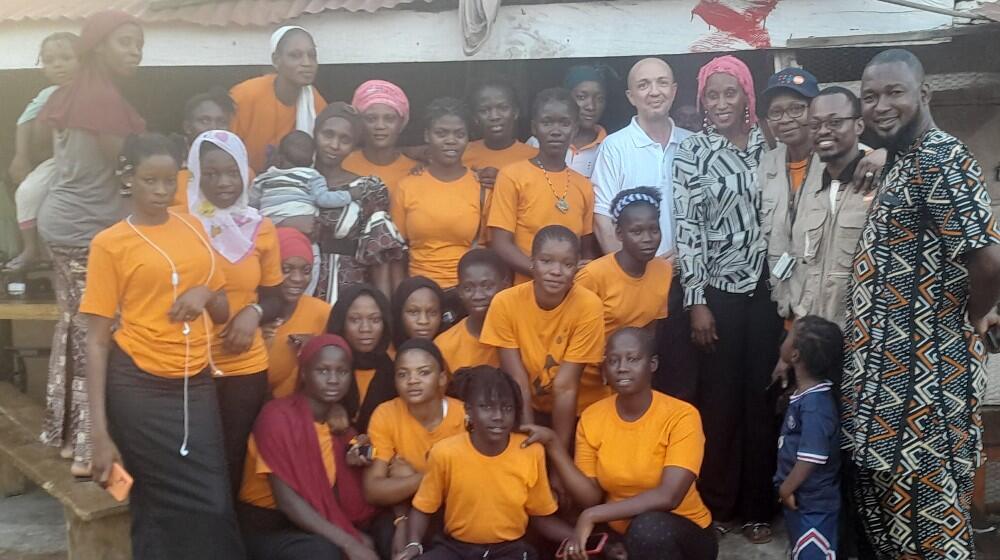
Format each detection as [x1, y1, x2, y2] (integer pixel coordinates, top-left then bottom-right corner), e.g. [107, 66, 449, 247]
[696, 55, 757, 126]
[277, 227, 313, 263]
[252, 334, 373, 539]
[40, 10, 146, 136]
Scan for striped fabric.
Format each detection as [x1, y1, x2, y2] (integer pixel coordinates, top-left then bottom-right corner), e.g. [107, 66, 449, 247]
[672, 126, 769, 307]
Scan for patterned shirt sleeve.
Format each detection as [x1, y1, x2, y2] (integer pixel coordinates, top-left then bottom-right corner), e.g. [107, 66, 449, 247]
[923, 142, 1000, 259]
[672, 141, 709, 307]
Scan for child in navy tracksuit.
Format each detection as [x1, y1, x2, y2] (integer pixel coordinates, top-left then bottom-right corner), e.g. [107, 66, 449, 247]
[774, 315, 842, 559]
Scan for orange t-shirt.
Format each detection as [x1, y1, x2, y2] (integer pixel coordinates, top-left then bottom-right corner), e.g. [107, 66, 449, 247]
[392, 170, 486, 289]
[80, 214, 226, 378]
[341, 151, 418, 198]
[434, 318, 499, 373]
[367, 396, 465, 472]
[576, 392, 712, 533]
[462, 140, 538, 172]
[230, 74, 328, 173]
[788, 159, 809, 193]
[211, 219, 284, 376]
[481, 282, 607, 414]
[412, 432, 557, 544]
[238, 422, 337, 509]
[356, 368, 376, 403]
[267, 296, 332, 398]
[487, 160, 595, 284]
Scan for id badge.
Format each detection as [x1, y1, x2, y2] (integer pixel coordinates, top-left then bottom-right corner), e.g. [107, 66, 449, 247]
[773, 252, 795, 280]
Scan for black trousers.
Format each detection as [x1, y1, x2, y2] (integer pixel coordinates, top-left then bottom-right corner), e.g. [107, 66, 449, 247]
[695, 275, 783, 523]
[625, 512, 718, 560]
[216, 371, 270, 499]
[106, 345, 245, 560]
[246, 531, 341, 560]
[421, 535, 538, 559]
[653, 274, 699, 404]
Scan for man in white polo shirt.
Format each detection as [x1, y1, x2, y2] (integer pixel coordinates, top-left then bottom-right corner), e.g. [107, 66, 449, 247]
[591, 57, 696, 401]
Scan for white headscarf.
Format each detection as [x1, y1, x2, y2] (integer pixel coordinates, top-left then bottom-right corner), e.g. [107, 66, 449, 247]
[271, 25, 318, 136]
[187, 130, 263, 263]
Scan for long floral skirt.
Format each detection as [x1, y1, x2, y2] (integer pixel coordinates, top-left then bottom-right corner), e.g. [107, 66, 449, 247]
[39, 245, 91, 464]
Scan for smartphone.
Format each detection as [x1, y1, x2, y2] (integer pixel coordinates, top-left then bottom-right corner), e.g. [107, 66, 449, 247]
[105, 462, 133, 502]
[556, 533, 608, 558]
[349, 437, 375, 461]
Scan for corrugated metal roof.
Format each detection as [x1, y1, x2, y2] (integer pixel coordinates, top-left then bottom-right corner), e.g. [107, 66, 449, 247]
[0, 0, 435, 27]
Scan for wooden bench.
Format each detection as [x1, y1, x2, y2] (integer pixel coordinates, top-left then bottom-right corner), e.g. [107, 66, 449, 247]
[0, 382, 130, 560]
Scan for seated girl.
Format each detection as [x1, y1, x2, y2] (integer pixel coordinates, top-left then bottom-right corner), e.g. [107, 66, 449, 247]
[396, 367, 573, 560]
[391, 276, 446, 349]
[363, 339, 466, 555]
[326, 284, 398, 432]
[434, 248, 511, 373]
[238, 334, 380, 560]
[481, 225, 606, 448]
[525, 328, 717, 560]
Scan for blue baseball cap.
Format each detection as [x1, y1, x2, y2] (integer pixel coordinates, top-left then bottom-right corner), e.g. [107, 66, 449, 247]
[761, 68, 820, 109]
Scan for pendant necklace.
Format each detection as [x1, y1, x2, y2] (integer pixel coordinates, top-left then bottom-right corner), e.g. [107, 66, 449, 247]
[537, 159, 570, 214]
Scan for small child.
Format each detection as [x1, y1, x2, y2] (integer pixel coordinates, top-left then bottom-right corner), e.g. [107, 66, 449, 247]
[4, 32, 79, 272]
[250, 130, 357, 236]
[774, 315, 843, 560]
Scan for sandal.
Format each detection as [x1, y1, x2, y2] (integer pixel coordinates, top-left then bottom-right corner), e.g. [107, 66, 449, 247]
[712, 521, 731, 537]
[742, 522, 773, 544]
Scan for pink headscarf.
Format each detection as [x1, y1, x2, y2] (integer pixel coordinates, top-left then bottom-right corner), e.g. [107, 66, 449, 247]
[696, 55, 757, 125]
[351, 80, 410, 125]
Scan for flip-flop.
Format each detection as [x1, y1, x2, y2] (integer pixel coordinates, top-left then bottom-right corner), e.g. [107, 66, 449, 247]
[742, 522, 773, 544]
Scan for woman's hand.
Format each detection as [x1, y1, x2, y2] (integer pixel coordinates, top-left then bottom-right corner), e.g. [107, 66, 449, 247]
[391, 519, 408, 557]
[346, 434, 374, 468]
[388, 456, 416, 478]
[520, 424, 558, 449]
[90, 429, 121, 486]
[168, 285, 214, 323]
[689, 304, 718, 353]
[852, 148, 887, 193]
[474, 167, 499, 190]
[260, 319, 284, 348]
[393, 545, 421, 560]
[568, 509, 596, 560]
[220, 305, 262, 355]
[344, 539, 379, 560]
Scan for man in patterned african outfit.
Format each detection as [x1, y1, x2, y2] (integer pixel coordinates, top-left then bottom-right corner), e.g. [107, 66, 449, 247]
[841, 49, 1000, 559]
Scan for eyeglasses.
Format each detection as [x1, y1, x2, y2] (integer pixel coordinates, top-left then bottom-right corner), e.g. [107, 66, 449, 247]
[765, 104, 809, 121]
[808, 116, 861, 132]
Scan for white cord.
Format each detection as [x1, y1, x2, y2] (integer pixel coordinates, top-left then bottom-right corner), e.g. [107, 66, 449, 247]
[126, 211, 219, 458]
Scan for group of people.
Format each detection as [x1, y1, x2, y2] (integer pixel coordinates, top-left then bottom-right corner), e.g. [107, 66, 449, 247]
[6, 8, 1000, 560]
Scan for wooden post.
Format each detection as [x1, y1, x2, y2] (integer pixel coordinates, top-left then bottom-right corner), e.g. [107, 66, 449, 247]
[65, 508, 131, 560]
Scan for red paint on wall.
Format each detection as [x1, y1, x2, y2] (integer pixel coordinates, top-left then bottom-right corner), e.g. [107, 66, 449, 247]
[692, 0, 780, 50]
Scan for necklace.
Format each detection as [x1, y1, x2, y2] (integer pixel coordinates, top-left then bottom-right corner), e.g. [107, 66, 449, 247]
[536, 159, 570, 214]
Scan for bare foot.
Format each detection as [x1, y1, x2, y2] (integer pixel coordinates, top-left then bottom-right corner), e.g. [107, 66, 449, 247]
[60, 445, 73, 460]
[70, 461, 91, 478]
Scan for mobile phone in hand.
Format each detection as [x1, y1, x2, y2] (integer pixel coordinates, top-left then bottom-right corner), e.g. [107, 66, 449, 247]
[105, 462, 133, 502]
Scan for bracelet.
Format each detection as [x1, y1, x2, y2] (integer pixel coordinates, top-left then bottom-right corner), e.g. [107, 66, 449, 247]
[247, 303, 264, 317]
[393, 514, 408, 527]
[404, 542, 423, 555]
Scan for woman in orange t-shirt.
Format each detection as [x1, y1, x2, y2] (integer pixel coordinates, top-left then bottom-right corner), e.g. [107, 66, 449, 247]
[362, 339, 465, 555]
[185, 130, 285, 497]
[487, 88, 597, 283]
[343, 80, 418, 198]
[464, 79, 538, 189]
[263, 228, 331, 398]
[230, 26, 327, 173]
[326, 284, 398, 432]
[313, 102, 407, 301]
[392, 97, 487, 296]
[391, 276, 445, 350]
[82, 134, 243, 558]
[524, 328, 716, 560]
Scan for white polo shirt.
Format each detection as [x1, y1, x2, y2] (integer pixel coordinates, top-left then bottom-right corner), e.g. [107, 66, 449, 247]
[592, 117, 693, 256]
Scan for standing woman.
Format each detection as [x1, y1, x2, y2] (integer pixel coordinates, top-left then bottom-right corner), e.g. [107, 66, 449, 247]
[488, 88, 597, 284]
[230, 26, 327, 173]
[527, 65, 609, 178]
[391, 97, 487, 299]
[463, 79, 538, 187]
[172, 88, 237, 208]
[313, 102, 407, 300]
[186, 130, 285, 497]
[264, 228, 332, 399]
[83, 133, 244, 558]
[342, 80, 418, 197]
[326, 284, 398, 432]
[37, 10, 146, 477]
[391, 276, 445, 350]
[672, 55, 781, 543]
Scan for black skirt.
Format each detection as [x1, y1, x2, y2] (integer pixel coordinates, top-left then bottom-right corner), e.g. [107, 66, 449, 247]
[105, 344, 246, 560]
